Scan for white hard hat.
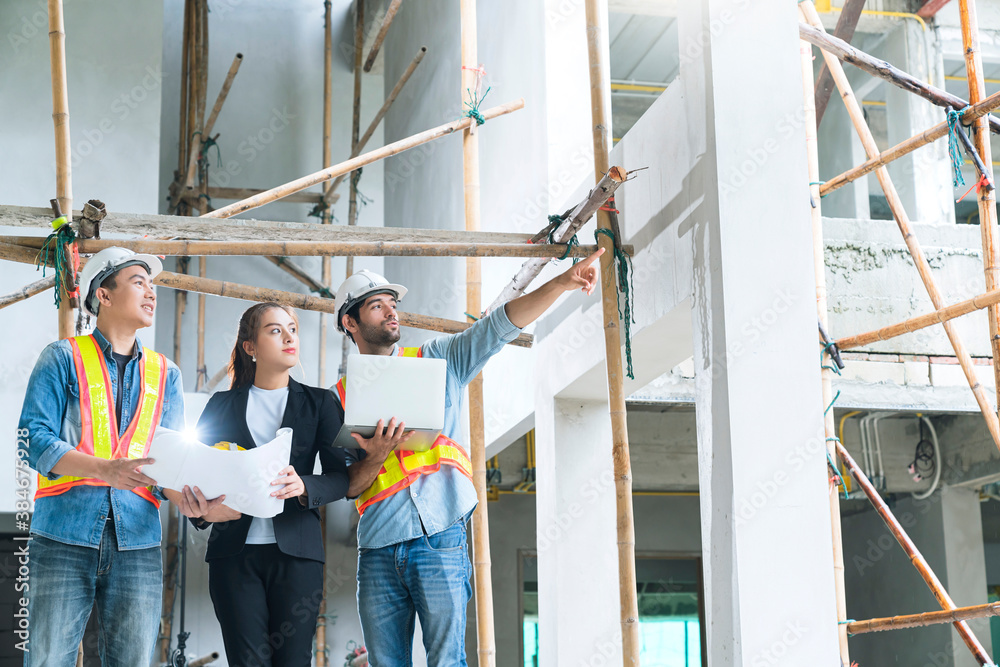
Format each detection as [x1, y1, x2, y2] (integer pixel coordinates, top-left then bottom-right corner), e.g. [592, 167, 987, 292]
[335, 269, 407, 333]
[79, 247, 163, 318]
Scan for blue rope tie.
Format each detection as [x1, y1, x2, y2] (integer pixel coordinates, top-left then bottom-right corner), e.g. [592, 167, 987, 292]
[947, 106, 971, 188]
[594, 228, 635, 379]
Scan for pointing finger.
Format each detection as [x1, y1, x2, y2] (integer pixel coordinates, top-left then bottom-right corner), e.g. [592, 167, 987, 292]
[578, 247, 605, 268]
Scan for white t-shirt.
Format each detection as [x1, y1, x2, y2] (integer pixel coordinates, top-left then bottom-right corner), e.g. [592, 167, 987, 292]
[244, 384, 289, 545]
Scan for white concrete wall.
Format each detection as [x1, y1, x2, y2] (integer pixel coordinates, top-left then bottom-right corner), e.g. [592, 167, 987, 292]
[0, 0, 164, 513]
[154, 0, 386, 391]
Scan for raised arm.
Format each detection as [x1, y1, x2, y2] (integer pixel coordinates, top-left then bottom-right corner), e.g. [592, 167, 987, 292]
[503, 248, 604, 328]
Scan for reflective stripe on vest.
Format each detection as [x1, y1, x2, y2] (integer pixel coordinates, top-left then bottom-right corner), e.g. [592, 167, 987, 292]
[35, 335, 167, 508]
[336, 346, 473, 515]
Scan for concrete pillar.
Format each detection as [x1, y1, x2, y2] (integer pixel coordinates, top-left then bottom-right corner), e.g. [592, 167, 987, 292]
[842, 488, 991, 667]
[689, 0, 841, 663]
[535, 397, 620, 666]
[817, 84, 870, 220]
[883, 22, 954, 225]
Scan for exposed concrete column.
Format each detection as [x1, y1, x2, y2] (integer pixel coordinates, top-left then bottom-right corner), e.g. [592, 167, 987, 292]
[817, 87, 870, 219]
[883, 22, 954, 225]
[842, 487, 991, 667]
[535, 396, 620, 667]
[690, 0, 841, 663]
[941, 487, 992, 667]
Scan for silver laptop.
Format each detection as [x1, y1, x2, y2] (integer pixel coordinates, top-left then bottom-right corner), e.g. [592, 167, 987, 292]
[333, 354, 447, 452]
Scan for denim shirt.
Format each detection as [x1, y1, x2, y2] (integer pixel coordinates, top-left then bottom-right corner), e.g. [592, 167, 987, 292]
[18, 328, 185, 550]
[337, 305, 523, 549]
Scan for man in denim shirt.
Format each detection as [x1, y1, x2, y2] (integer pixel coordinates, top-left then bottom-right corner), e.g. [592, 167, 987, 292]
[18, 247, 220, 666]
[332, 249, 604, 666]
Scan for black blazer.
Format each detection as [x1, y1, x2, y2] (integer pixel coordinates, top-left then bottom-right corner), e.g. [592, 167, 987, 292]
[193, 378, 349, 563]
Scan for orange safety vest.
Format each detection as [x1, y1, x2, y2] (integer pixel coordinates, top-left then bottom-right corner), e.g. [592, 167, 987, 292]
[335, 346, 473, 516]
[35, 335, 167, 507]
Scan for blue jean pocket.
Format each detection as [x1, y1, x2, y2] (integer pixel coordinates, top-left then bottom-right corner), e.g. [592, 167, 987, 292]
[423, 524, 466, 553]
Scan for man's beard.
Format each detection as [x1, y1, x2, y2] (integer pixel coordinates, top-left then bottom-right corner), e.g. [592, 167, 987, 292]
[358, 319, 401, 347]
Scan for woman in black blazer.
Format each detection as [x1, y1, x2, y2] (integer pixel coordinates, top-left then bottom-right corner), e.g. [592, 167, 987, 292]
[193, 302, 349, 667]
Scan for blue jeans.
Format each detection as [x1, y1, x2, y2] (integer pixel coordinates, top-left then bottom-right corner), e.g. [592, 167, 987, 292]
[357, 520, 472, 667]
[24, 521, 162, 667]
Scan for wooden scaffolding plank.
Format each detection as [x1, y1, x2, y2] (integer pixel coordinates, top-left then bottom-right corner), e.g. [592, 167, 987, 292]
[3, 235, 614, 260]
[0, 205, 539, 245]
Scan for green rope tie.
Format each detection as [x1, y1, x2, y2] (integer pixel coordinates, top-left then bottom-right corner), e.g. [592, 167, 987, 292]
[315, 286, 334, 299]
[36, 221, 76, 309]
[947, 106, 971, 188]
[809, 180, 829, 199]
[464, 312, 480, 321]
[463, 85, 491, 126]
[549, 227, 580, 262]
[824, 389, 840, 416]
[201, 135, 222, 168]
[351, 167, 373, 210]
[594, 228, 635, 379]
[307, 198, 325, 219]
[820, 341, 842, 375]
[826, 436, 849, 499]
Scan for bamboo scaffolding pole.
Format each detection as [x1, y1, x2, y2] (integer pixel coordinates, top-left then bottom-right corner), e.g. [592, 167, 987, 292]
[318, 0, 335, 398]
[323, 46, 426, 202]
[193, 7, 210, 392]
[460, 0, 495, 663]
[0, 205, 542, 244]
[203, 98, 524, 219]
[173, 258, 189, 372]
[584, 1, 639, 664]
[158, 506, 181, 663]
[363, 0, 403, 73]
[0, 243, 51, 266]
[183, 53, 243, 191]
[0, 276, 55, 310]
[800, 34, 851, 666]
[4, 236, 613, 259]
[957, 0, 1000, 417]
[48, 0, 73, 338]
[341, 0, 365, 379]
[201, 362, 229, 393]
[188, 652, 220, 667]
[836, 285, 1000, 350]
[196, 0, 208, 133]
[799, 22, 1000, 134]
[203, 187, 331, 205]
[316, 5, 334, 656]
[152, 271, 535, 347]
[47, 0, 71, 223]
[834, 439, 993, 663]
[814, 0, 866, 126]
[820, 89, 1000, 196]
[162, 9, 194, 653]
[847, 602, 1000, 635]
[196, 257, 207, 390]
[0, 241, 537, 348]
[801, 1, 1000, 455]
[177, 0, 193, 181]
[485, 166, 626, 313]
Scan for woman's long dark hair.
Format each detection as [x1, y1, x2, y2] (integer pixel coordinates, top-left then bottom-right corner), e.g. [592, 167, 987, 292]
[229, 302, 298, 390]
